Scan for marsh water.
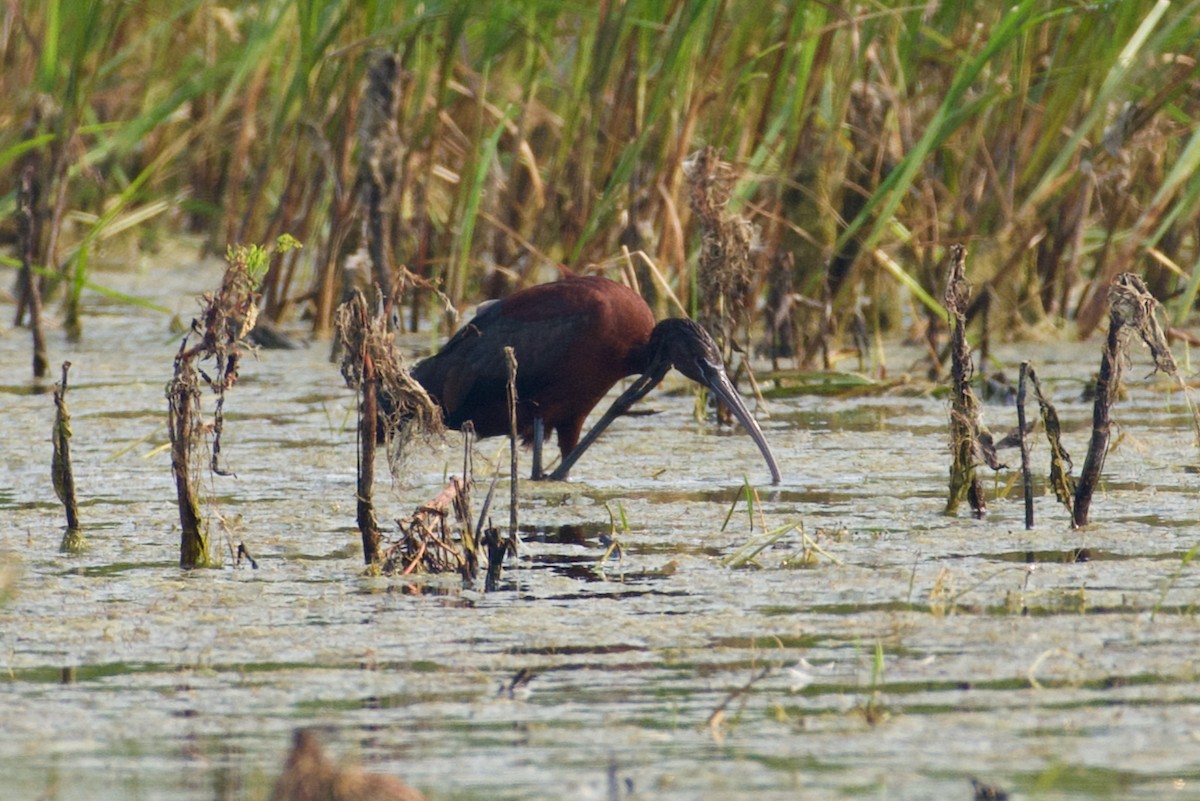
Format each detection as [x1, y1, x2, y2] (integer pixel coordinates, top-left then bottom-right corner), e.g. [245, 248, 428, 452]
[3, 256, 1200, 801]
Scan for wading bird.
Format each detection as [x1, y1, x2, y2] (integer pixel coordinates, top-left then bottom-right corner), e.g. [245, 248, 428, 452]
[410, 275, 781, 484]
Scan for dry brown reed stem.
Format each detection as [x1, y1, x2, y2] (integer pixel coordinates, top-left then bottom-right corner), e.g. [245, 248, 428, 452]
[1073, 273, 1177, 528]
[358, 50, 404, 306]
[686, 146, 756, 358]
[352, 295, 382, 565]
[52, 361, 82, 551]
[384, 476, 477, 579]
[168, 343, 205, 568]
[335, 289, 443, 565]
[269, 729, 427, 801]
[16, 166, 48, 379]
[944, 245, 1003, 518]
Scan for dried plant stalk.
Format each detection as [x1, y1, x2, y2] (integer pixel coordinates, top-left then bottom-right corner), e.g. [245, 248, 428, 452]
[336, 288, 445, 569]
[1029, 365, 1076, 516]
[944, 245, 1003, 518]
[685, 146, 756, 357]
[167, 244, 268, 569]
[1017, 362, 1033, 530]
[358, 49, 403, 305]
[1074, 273, 1177, 527]
[16, 166, 48, 379]
[52, 361, 83, 551]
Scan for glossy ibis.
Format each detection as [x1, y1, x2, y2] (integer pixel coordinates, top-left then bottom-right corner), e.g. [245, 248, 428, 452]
[411, 275, 781, 484]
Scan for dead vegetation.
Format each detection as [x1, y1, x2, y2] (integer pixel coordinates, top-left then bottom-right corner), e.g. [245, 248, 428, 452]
[167, 240, 295, 568]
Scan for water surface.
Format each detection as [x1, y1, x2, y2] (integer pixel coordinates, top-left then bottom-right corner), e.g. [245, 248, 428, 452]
[2, 258, 1199, 800]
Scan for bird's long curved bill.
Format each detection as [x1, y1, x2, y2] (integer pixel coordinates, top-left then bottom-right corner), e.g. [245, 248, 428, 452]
[700, 366, 782, 485]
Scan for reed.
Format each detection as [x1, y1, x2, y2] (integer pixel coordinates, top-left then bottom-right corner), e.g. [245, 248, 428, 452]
[3, 1, 1199, 358]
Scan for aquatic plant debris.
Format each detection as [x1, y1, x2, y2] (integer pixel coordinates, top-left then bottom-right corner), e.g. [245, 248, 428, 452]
[1073, 272, 1179, 527]
[335, 289, 443, 564]
[1017, 363, 1076, 526]
[384, 475, 478, 580]
[166, 239, 292, 568]
[51, 361, 82, 551]
[943, 245, 1004, 518]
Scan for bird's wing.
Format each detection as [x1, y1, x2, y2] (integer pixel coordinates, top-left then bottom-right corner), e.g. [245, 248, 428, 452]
[412, 301, 590, 424]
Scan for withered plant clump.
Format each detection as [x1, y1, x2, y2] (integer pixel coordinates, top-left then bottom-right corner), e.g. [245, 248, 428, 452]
[52, 361, 83, 552]
[1015, 273, 1193, 529]
[335, 291, 443, 475]
[686, 146, 757, 355]
[335, 289, 443, 565]
[943, 245, 1004, 518]
[383, 476, 478, 580]
[1073, 273, 1181, 527]
[167, 240, 292, 569]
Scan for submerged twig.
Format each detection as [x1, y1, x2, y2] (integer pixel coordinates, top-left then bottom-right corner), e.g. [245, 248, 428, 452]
[52, 361, 83, 551]
[1074, 273, 1176, 527]
[703, 665, 772, 743]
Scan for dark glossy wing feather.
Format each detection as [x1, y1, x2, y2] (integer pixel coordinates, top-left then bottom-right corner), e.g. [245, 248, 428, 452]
[411, 296, 591, 437]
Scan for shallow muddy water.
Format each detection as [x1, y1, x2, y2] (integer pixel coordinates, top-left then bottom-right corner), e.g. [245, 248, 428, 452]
[3, 257, 1200, 800]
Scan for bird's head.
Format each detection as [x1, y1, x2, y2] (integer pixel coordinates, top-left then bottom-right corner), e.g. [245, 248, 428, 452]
[647, 318, 726, 385]
[647, 318, 781, 485]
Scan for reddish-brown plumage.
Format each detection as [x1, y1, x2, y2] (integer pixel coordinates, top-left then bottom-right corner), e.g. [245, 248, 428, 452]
[411, 275, 781, 484]
[413, 276, 655, 453]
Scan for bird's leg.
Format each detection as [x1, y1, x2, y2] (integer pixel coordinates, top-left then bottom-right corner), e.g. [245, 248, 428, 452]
[531, 417, 544, 480]
[548, 367, 667, 481]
